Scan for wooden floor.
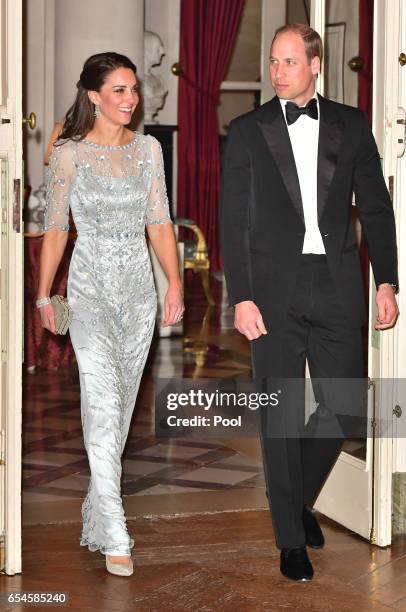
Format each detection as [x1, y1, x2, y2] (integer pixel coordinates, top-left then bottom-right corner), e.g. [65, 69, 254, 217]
[2, 510, 406, 611]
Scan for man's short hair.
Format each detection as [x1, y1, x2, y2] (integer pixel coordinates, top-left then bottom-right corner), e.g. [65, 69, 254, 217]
[271, 23, 323, 68]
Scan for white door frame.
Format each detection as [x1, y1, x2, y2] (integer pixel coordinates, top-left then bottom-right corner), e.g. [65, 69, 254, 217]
[312, 0, 400, 546]
[369, 0, 401, 548]
[0, 0, 23, 575]
[393, 0, 406, 473]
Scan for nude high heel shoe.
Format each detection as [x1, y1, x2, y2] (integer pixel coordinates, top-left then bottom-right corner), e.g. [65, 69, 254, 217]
[106, 555, 134, 576]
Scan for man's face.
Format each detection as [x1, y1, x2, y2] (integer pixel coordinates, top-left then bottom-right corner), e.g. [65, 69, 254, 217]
[269, 31, 320, 106]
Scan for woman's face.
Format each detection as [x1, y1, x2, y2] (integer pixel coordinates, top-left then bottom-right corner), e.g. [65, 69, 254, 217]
[89, 67, 139, 126]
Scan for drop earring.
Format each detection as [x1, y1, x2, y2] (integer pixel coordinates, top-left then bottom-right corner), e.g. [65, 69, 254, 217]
[94, 104, 101, 118]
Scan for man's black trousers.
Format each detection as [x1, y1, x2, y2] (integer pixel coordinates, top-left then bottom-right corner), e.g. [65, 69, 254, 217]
[251, 254, 364, 549]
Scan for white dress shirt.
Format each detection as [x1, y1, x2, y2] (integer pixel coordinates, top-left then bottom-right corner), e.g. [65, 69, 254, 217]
[279, 92, 325, 254]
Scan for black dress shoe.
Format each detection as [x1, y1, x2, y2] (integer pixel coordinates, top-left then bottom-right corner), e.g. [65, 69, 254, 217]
[303, 505, 325, 549]
[280, 546, 313, 581]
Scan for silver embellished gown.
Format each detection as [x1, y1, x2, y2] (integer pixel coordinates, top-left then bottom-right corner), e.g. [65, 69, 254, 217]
[44, 132, 171, 556]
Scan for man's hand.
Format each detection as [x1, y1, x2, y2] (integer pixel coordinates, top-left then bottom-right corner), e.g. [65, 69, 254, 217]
[375, 284, 399, 330]
[234, 300, 268, 340]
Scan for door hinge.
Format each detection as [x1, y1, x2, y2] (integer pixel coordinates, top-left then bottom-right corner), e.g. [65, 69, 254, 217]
[396, 107, 406, 157]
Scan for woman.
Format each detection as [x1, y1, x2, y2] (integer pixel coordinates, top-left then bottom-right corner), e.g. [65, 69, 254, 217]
[37, 52, 184, 577]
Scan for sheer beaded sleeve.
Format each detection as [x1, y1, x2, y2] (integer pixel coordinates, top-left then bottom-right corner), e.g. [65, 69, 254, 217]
[43, 142, 75, 232]
[145, 136, 172, 226]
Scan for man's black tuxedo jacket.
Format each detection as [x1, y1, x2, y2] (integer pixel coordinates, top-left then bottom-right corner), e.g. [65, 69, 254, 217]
[220, 94, 398, 329]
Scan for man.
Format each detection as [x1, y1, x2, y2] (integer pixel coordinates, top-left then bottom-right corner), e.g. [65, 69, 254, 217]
[220, 24, 399, 581]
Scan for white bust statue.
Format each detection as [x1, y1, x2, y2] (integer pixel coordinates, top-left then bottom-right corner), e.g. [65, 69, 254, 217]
[144, 30, 167, 124]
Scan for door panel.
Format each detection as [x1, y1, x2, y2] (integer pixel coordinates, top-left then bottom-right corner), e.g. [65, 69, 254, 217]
[0, 0, 23, 575]
[313, 0, 400, 547]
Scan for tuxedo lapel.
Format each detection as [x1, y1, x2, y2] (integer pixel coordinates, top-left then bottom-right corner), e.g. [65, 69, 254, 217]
[256, 95, 344, 225]
[317, 95, 344, 222]
[257, 98, 305, 226]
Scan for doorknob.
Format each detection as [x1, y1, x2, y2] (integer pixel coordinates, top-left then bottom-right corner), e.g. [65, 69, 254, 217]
[393, 405, 402, 418]
[22, 112, 36, 130]
[399, 53, 406, 66]
[171, 62, 183, 76]
[348, 56, 364, 72]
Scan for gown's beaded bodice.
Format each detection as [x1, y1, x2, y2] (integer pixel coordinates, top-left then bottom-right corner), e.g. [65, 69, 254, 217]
[44, 131, 171, 236]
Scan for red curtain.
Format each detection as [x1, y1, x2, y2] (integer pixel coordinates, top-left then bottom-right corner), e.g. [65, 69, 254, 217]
[358, 0, 374, 297]
[177, 0, 245, 271]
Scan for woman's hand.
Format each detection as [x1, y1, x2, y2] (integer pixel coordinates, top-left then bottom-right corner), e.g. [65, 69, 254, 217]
[38, 303, 57, 334]
[162, 283, 184, 327]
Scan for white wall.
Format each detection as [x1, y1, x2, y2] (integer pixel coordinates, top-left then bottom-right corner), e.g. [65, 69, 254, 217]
[23, 0, 146, 193]
[54, 0, 144, 123]
[144, 0, 180, 125]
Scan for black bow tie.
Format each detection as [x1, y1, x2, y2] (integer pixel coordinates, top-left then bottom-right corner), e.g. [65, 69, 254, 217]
[285, 98, 318, 125]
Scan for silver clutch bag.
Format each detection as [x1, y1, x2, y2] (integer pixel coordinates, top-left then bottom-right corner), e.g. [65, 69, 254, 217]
[50, 295, 73, 335]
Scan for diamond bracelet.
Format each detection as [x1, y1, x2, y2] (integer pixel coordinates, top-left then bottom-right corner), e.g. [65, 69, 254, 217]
[36, 297, 51, 308]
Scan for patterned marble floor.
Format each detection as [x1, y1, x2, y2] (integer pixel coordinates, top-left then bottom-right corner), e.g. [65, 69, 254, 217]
[22, 273, 268, 523]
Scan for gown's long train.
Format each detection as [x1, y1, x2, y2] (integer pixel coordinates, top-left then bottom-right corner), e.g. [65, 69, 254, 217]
[44, 133, 171, 555]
